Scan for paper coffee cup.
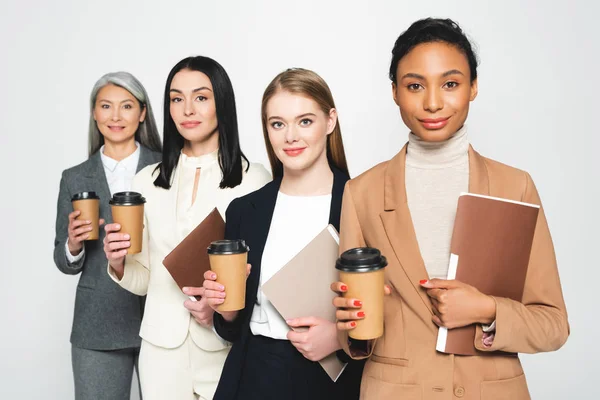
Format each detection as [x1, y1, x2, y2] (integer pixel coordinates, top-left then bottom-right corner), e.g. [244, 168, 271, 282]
[336, 247, 387, 340]
[208, 240, 249, 312]
[109, 192, 146, 254]
[71, 192, 100, 240]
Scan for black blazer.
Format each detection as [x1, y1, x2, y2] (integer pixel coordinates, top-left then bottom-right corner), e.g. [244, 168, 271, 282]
[214, 167, 363, 400]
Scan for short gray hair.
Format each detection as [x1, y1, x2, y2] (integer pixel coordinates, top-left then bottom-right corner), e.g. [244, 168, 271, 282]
[88, 71, 162, 157]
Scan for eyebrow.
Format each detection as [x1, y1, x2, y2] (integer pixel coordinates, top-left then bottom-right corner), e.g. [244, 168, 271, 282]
[98, 99, 135, 104]
[169, 87, 213, 94]
[268, 112, 317, 121]
[401, 69, 465, 80]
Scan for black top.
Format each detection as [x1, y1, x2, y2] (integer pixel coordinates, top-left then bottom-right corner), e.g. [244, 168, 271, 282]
[213, 167, 363, 400]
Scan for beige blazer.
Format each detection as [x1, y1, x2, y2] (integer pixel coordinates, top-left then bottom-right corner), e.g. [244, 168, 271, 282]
[108, 157, 271, 351]
[339, 145, 569, 400]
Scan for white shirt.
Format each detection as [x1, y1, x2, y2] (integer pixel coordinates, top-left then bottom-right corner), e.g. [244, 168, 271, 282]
[65, 143, 141, 263]
[250, 191, 332, 340]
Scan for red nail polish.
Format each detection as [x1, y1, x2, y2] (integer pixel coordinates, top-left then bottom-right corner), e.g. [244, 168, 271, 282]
[340, 285, 348, 291]
[420, 279, 428, 284]
[353, 300, 362, 307]
[350, 321, 357, 327]
[357, 311, 365, 318]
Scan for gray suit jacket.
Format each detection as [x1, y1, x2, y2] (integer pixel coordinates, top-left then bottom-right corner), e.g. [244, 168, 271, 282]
[53, 146, 161, 350]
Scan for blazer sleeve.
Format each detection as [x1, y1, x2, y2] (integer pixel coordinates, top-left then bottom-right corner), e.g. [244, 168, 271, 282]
[53, 171, 86, 274]
[337, 181, 376, 360]
[474, 172, 570, 353]
[213, 198, 246, 342]
[107, 174, 150, 296]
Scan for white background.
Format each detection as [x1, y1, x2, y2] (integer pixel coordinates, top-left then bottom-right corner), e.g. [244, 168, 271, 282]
[1, 0, 597, 398]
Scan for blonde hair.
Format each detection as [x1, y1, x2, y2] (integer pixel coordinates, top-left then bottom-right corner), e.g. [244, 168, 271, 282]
[261, 68, 349, 179]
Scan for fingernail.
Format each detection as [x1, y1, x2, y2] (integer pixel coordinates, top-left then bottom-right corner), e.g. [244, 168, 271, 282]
[115, 224, 120, 229]
[211, 273, 217, 279]
[357, 311, 365, 318]
[124, 234, 130, 239]
[183, 287, 189, 293]
[420, 279, 428, 285]
[350, 321, 357, 327]
[353, 300, 362, 307]
[340, 285, 348, 291]
[218, 285, 225, 291]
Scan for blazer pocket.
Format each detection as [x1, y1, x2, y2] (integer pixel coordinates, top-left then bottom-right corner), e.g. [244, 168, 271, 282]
[481, 374, 530, 400]
[363, 376, 421, 400]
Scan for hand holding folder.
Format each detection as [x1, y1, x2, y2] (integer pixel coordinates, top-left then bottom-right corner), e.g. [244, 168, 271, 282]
[436, 193, 540, 356]
[163, 208, 225, 301]
[261, 224, 348, 381]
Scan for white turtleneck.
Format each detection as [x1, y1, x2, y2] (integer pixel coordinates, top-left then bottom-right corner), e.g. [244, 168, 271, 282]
[405, 126, 469, 280]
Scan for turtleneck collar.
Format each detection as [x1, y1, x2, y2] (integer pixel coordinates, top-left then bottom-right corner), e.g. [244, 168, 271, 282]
[180, 148, 219, 168]
[406, 125, 469, 169]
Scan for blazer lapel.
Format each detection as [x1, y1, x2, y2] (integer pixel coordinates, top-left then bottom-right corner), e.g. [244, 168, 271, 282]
[328, 168, 350, 230]
[379, 143, 490, 314]
[137, 145, 159, 173]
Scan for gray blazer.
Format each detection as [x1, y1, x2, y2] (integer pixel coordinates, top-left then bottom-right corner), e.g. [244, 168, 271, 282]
[53, 146, 161, 350]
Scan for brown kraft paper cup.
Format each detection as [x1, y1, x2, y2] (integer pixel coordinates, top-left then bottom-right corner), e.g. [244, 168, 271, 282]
[109, 192, 146, 254]
[336, 247, 388, 340]
[208, 240, 249, 312]
[71, 192, 100, 240]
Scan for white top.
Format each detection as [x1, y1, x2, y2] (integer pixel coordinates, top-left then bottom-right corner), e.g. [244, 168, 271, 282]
[250, 191, 332, 340]
[65, 142, 141, 263]
[405, 126, 469, 280]
[107, 152, 272, 349]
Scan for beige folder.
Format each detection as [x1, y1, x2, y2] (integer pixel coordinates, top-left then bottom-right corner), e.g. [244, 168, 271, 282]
[261, 224, 347, 381]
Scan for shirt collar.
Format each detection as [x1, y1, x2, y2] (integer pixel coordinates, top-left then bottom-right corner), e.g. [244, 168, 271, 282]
[180, 148, 219, 169]
[100, 141, 141, 173]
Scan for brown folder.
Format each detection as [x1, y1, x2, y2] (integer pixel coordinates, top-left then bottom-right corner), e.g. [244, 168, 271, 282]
[436, 193, 540, 356]
[163, 208, 225, 301]
[261, 225, 347, 381]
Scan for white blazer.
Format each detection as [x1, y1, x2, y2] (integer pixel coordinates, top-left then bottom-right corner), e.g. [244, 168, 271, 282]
[109, 155, 271, 350]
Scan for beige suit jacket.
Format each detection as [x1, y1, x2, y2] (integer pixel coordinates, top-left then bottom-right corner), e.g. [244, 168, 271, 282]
[108, 157, 271, 351]
[339, 145, 569, 400]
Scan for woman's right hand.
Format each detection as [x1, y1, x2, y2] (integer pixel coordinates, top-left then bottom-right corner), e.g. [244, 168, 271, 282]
[67, 210, 94, 255]
[103, 223, 130, 278]
[200, 264, 252, 323]
[331, 281, 392, 331]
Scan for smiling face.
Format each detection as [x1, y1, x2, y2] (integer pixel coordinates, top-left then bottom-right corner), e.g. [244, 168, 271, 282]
[392, 42, 478, 142]
[265, 90, 336, 174]
[93, 84, 146, 145]
[169, 69, 218, 144]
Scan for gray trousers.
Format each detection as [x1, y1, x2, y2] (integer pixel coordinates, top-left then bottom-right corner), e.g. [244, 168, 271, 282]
[71, 345, 141, 400]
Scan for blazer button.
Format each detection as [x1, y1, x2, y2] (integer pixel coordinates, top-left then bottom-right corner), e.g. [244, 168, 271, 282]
[454, 386, 465, 397]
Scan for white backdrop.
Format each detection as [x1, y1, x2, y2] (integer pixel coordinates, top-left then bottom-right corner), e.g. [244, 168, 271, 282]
[0, 0, 597, 398]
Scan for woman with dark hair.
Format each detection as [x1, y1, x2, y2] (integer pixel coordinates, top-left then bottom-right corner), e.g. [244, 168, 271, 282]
[53, 71, 161, 400]
[103, 56, 271, 400]
[332, 18, 569, 399]
[198, 68, 362, 400]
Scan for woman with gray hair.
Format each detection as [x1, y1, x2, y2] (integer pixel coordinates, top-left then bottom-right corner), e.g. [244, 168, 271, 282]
[53, 71, 162, 400]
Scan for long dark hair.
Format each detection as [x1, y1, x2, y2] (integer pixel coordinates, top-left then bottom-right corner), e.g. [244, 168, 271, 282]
[153, 56, 248, 189]
[261, 68, 349, 179]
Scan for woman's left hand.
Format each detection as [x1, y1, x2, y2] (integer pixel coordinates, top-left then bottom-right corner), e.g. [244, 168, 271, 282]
[421, 279, 496, 329]
[183, 287, 215, 328]
[286, 317, 342, 362]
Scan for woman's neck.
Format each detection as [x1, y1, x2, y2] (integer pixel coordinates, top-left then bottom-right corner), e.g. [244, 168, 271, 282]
[280, 155, 333, 196]
[182, 131, 219, 157]
[102, 138, 137, 161]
